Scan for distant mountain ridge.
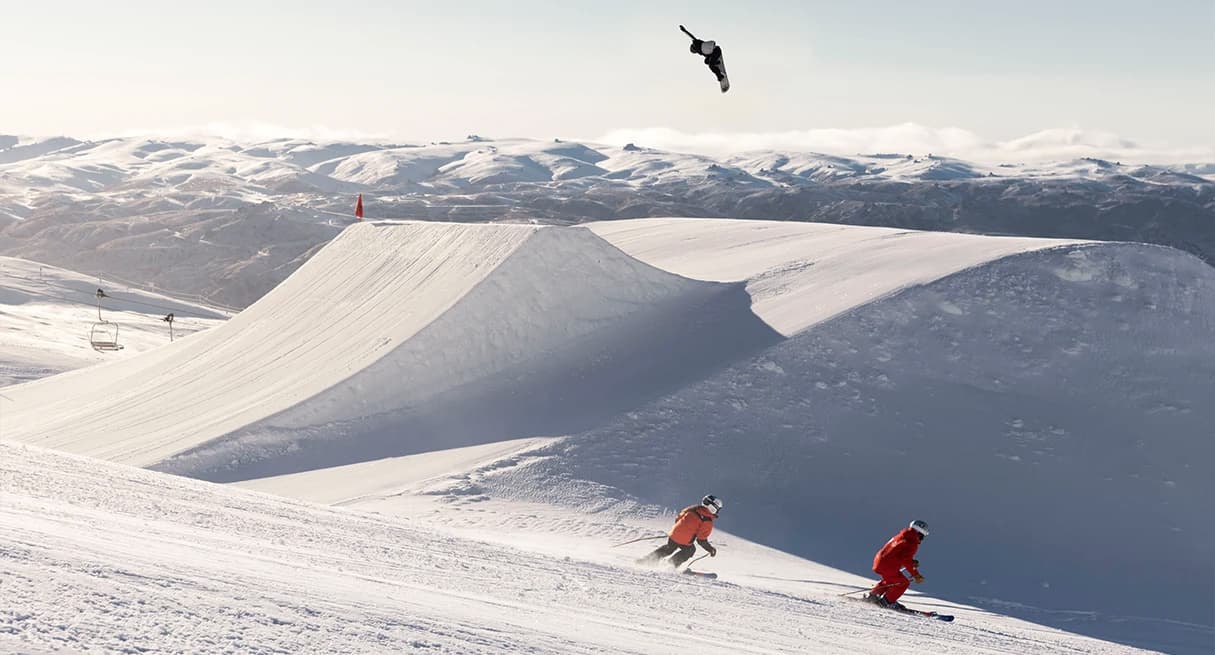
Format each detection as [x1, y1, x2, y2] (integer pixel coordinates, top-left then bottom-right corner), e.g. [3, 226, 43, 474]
[2, 133, 1212, 307]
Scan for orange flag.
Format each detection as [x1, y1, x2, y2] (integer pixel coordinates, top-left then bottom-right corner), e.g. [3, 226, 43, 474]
[355, 193, 364, 219]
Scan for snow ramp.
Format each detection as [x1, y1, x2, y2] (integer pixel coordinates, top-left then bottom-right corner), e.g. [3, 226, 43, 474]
[589, 217, 1087, 336]
[0, 221, 781, 477]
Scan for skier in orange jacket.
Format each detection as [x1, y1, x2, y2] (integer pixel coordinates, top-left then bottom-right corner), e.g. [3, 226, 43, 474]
[866, 520, 929, 610]
[639, 495, 721, 568]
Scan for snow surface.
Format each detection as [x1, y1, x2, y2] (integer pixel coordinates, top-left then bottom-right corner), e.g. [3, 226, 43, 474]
[434, 240, 1215, 652]
[1, 222, 539, 466]
[2, 218, 1212, 653]
[587, 218, 1082, 336]
[1, 441, 1156, 655]
[0, 256, 228, 386]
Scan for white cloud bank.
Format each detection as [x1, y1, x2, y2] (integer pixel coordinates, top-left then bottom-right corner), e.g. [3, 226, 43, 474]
[596, 124, 1215, 164]
[107, 121, 398, 144]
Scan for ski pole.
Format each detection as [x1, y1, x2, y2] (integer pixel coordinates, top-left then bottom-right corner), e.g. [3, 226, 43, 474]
[611, 534, 667, 548]
[679, 25, 697, 40]
[681, 553, 710, 571]
[839, 581, 901, 597]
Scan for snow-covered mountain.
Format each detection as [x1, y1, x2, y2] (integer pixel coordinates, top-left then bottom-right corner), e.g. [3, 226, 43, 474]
[1, 134, 1212, 308]
[2, 218, 1211, 653]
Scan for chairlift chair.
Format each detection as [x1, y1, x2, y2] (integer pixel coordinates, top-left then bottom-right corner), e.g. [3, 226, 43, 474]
[90, 320, 123, 351]
[90, 288, 124, 351]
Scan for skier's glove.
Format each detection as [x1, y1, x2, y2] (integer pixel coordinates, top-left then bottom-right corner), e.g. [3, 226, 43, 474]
[913, 574, 925, 584]
[706, 544, 717, 557]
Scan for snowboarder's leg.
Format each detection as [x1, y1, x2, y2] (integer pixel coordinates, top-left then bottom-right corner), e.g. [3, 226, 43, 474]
[706, 48, 726, 81]
[668, 542, 697, 568]
[639, 538, 680, 563]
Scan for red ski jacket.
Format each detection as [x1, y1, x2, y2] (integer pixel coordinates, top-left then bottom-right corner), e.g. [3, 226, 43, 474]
[873, 527, 922, 576]
[669, 505, 715, 546]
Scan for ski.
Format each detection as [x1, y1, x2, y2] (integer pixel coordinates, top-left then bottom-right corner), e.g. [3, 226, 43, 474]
[895, 606, 953, 622]
[681, 569, 718, 579]
[852, 596, 953, 621]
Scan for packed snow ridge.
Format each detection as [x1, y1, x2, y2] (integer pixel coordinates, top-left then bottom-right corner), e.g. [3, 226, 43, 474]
[1, 134, 1212, 308]
[2, 218, 1211, 653]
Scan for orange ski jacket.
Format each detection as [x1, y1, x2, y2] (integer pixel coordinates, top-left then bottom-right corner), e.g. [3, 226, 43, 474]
[669, 505, 716, 546]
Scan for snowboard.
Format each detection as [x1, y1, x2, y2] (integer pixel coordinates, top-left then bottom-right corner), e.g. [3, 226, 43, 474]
[715, 56, 730, 93]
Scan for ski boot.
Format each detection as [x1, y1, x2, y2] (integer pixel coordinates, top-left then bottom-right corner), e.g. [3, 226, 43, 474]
[864, 593, 890, 607]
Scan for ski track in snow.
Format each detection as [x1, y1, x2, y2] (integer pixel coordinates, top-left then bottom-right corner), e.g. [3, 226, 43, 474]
[0, 442, 1152, 655]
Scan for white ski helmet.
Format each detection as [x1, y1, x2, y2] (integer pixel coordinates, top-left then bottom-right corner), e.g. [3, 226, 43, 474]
[702, 494, 723, 515]
[700, 40, 716, 56]
[909, 519, 929, 536]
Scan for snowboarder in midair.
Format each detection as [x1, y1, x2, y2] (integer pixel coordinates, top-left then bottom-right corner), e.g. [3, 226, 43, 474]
[680, 25, 729, 93]
[866, 520, 929, 610]
[639, 495, 722, 568]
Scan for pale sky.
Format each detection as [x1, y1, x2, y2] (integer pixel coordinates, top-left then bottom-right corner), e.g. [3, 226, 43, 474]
[3, 0, 1213, 149]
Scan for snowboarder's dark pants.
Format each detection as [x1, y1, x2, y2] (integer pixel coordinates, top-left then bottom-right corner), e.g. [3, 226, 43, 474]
[705, 51, 725, 81]
[644, 538, 696, 567]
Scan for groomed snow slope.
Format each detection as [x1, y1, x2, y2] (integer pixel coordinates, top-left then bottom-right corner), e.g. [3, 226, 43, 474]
[0, 219, 1065, 481]
[155, 224, 781, 481]
[1, 441, 1151, 655]
[0, 222, 542, 465]
[437, 240, 1215, 653]
[3, 219, 1207, 653]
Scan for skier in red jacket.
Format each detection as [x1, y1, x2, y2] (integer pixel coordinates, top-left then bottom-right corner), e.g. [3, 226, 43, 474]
[638, 495, 721, 568]
[866, 520, 929, 609]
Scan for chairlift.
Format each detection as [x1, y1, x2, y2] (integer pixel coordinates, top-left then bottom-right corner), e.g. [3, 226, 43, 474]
[90, 288, 124, 352]
[89, 320, 123, 351]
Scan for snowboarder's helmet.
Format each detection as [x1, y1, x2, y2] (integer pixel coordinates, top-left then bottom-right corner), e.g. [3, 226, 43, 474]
[702, 495, 723, 515]
[909, 519, 929, 536]
[700, 40, 716, 55]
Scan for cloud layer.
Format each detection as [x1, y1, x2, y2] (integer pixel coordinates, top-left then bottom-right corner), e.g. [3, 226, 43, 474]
[596, 124, 1215, 164]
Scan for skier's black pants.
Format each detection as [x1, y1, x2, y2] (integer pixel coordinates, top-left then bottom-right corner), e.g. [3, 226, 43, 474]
[645, 538, 696, 567]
